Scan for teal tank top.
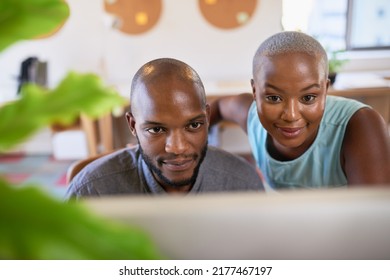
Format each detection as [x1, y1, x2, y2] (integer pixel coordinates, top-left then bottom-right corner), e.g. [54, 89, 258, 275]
[247, 95, 368, 190]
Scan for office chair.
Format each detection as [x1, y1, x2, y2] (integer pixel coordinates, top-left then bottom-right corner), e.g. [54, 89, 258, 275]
[66, 144, 137, 184]
[65, 153, 108, 185]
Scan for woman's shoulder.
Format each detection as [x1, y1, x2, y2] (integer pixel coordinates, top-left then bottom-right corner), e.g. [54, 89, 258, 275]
[324, 95, 369, 125]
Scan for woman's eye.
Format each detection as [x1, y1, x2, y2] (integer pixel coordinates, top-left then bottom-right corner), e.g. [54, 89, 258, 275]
[266, 96, 281, 103]
[146, 127, 164, 134]
[302, 95, 316, 103]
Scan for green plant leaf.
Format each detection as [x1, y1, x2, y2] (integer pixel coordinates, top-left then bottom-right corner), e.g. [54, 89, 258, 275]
[0, 72, 126, 152]
[0, 0, 165, 262]
[0, 0, 70, 52]
[0, 178, 164, 259]
[328, 50, 348, 74]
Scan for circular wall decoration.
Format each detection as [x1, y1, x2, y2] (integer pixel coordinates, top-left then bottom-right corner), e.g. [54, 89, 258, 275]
[198, 0, 258, 30]
[104, 0, 162, 35]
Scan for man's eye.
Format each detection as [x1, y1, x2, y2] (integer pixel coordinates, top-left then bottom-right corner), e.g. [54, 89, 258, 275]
[302, 95, 316, 103]
[188, 122, 202, 130]
[266, 96, 282, 103]
[146, 127, 164, 134]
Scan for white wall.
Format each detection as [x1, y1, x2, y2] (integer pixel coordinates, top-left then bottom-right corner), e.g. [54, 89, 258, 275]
[1, 0, 388, 155]
[0, 0, 283, 155]
[0, 0, 106, 101]
[103, 0, 283, 95]
[0, 0, 283, 101]
[2, 0, 389, 100]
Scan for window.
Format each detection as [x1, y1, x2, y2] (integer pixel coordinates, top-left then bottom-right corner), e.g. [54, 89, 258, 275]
[347, 0, 390, 50]
[282, 0, 390, 51]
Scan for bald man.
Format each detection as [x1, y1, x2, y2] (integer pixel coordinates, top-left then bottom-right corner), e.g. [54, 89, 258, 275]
[65, 58, 264, 198]
[210, 31, 390, 189]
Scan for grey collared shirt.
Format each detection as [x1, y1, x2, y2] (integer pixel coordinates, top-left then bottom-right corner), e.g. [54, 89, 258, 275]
[65, 145, 264, 199]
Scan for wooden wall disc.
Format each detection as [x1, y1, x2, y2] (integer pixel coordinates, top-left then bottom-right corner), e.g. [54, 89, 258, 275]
[198, 0, 258, 30]
[104, 0, 162, 35]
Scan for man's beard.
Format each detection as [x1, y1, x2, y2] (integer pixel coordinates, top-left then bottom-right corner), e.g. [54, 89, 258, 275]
[138, 141, 208, 189]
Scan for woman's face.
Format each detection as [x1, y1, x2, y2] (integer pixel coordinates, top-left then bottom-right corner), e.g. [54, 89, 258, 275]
[252, 52, 329, 159]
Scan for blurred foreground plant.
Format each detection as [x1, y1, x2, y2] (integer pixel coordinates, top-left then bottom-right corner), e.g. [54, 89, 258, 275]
[0, 0, 70, 51]
[0, 179, 163, 259]
[0, 0, 163, 259]
[0, 71, 125, 152]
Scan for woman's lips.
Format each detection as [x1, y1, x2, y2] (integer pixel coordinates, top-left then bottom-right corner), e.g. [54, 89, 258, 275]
[277, 127, 303, 138]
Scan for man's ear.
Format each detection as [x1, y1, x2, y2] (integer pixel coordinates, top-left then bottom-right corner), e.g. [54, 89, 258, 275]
[251, 79, 256, 100]
[125, 112, 137, 136]
[205, 104, 211, 126]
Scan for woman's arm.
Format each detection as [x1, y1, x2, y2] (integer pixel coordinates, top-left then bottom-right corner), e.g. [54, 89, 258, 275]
[342, 107, 390, 185]
[209, 93, 254, 133]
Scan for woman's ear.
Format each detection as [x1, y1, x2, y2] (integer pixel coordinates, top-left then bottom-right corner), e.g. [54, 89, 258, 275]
[125, 112, 137, 136]
[326, 78, 330, 91]
[251, 79, 256, 100]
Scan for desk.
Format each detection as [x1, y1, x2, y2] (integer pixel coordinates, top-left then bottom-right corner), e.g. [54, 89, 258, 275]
[329, 86, 390, 124]
[330, 70, 390, 124]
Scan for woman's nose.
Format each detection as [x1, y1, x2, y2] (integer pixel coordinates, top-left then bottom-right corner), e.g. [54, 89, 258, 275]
[281, 100, 300, 122]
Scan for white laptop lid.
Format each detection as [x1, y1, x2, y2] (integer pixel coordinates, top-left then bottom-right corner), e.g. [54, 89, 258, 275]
[84, 187, 390, 259]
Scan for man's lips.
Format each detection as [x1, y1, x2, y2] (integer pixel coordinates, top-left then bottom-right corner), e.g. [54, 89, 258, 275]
[161, 158, 194, 171]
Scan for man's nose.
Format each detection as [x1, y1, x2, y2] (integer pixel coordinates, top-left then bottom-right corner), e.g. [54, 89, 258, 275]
[165, 130, 189, 154]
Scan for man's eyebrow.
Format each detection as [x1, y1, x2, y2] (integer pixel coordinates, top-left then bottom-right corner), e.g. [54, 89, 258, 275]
[141, 114, 207, 126]
[142, 120, 164, 126]
[188, 113, 207, 122]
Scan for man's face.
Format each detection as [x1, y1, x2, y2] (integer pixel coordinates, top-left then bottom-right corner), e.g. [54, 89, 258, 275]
[127, 79, 210, 191]
[251, 52, 329, 159]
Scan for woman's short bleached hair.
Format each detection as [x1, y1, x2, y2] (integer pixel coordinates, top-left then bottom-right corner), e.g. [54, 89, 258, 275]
[253, 31, 328, 77]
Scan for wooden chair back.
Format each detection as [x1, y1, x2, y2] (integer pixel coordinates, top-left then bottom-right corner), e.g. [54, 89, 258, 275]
[66, 153, 108, 185]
